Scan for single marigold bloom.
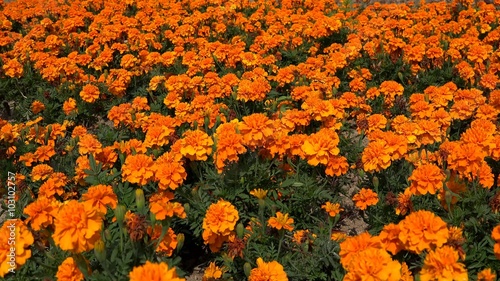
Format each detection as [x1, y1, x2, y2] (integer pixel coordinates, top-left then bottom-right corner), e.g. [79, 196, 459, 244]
[339, 232, 382, 267]
[477, 268, 496, 281]
[3, 59, 23, 78]
[31, 100, 45, 114]
[34, 142, 56, 162]
[292, 229, 316, 245]
[31, 164, 53, 181]
[398, 210, 449, 254]
[63, 98, 77, 115]
[353, 188, 379, 210]
[0, 220, 34, 277]
[213, 121, 247, 173]
[325, 155, 349, 177]
[81, 184, 118, 214]
[129, 261, 185, 281]
[121, 154, 155, 186]
[331, 231, 348, 242]
[378, 223, 403, 255]
[125, 212, 148, 242]
[147, 225, 177, 256]
[301, 128, 340, 166]
[149, 191, 186, 220]
[178, 129, 214, 161]
[250, 188, 268, 200]
[407, 164, 444, 196]
[268, 212, 294, 231]
[80, 84, 100, 103]
[153, 152, 186, 190]
[239, 113, 274, 149]
[203, 262, 224, 281]
[419, 246, 468, 281]
[202, 200, 239, 252]
[343, 247, 401, 281]
[78, 134, 102, 155]
[322, 202, 343, 217]
[23, 197, 59, 231]
[52, 200, 103, 253]
[362, 140, 392, 172]
[56, 257, 84, 281]
[38, 176, 65, 198]
[248, 258, 288, 281]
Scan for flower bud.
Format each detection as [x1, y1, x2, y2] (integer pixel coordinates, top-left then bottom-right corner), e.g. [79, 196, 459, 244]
[243, 262, 252, 277]
[135, 189, 145, 213]
[183, 203, 190, 213]
[372, 176, 379, 189]
[94, 239, 106, 264]
[104, 229, 112, 241]
[150, 211, 156, 225]
[114, 205, 126, 225]
[176, 233, 185, 252]
[236, 223, 245, 239]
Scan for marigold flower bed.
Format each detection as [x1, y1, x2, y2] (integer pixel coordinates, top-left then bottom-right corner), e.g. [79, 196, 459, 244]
[1, 0, 500, 280]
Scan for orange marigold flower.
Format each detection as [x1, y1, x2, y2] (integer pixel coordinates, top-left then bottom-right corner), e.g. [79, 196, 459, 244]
[121, 154, 155, 186]
[31, 164, 53, 181]
[153, 152, 186, 190]
[202, 200, 239, 252]
[301, 128, 340, 166]
[203, 262, 225, 281]
[80, 84, 100, 103]
[343, 247, 401, 281]
[147, 225, 178, 257]
[3, 59, 23, 78]
[268, 212, 294, 231]
[339, 232, 382, 267]
[352, 188, 378, 210]
[179, 129, 214, 161]
[149, 191, 186, 220]
[407, 164, 444, 196]
[419, 246, 468, 281]
[213, 121, 247, 173]
[378, 223, 403, 255]
[23, 197, 59, 231]
[34, 141, 56, 162]
[362, 140, 392, 172]
[398, 210, 449, 254]
[56, 257, 84, 281]
[78, 134, 102, 155]
[239, 113, 274, 149]
[325, 155, 349, 176]
[0, 220, 34, 277]
[63, 98, 78, 115]
[248, 258, 288, 281]
[52, 200, 103, 253]
[31, 100, 45, 114]
[129, 261, 185, 281]
[81, 184, 118, 214]
[321, 202, 343, 217]
[477, 268, 496, 281]
[39, 172, 67, 198]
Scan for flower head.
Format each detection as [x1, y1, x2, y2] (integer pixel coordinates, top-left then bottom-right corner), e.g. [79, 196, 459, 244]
[129, 261, 184, 281]
[56, 257, 84, 281]
[353, 188, 379, 210]
[268, 212, 294, 231]
[248, 258, 288, 281]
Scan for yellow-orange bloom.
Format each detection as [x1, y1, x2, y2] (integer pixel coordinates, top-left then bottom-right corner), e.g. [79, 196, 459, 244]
[248, 258, 288, 281]
[203, 262, 225, 281]
[362, 140, 392, 172]
[339, 232, 382, 267]
[407, 164, 444, 196]
[268, 212, 294, 231]
[321, 202, 343, 217]
[147, 225, 178, 257]
[179, 129, 214, 161]
[80, 84, 100, 103]
[477, 268, 496, 281]
[343, 247, 401, 281]
[0, 220, 34, 277]
[352, 188, 379, 210]
[63, 98, 78, 115]
[121, 154, 155, 186]
[301, 128, 340, 166]
[56, 257, 84, 281]
[52, 200, 103, 253]
[31, 100, 45, 114]
[23, 197, 59, 231]
[398, 210, 449, 254]
[202, 200, 239, 252]
[81, 184, 118, 214]
[239, 113, 274, 149]
[419, 246, 468, 281]
[129, 261, 185, 281]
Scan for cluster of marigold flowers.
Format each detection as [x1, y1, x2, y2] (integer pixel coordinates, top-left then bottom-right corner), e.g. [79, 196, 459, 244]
[2, 0, 500, 279]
